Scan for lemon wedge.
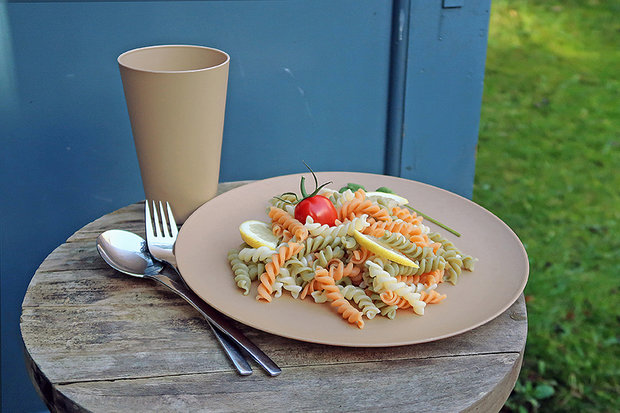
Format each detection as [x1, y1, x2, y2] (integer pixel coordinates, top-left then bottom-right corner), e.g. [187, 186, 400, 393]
[352, 229, 418, 267]
[239, 220, 279, 250]
[364, 191, 409, 205]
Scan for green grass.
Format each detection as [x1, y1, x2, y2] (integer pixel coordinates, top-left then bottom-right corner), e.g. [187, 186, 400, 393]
[473, 1, 620, 411]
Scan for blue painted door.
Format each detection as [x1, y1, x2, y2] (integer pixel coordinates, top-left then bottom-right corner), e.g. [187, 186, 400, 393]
[0, 1, 489, 411]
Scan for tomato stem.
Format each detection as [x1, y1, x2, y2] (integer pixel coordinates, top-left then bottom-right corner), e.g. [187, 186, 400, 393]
[273, 195, 297, 205]
[303, 161, 318, 192]
[300, 162, 332, 199]
[300, 176, 308, 199]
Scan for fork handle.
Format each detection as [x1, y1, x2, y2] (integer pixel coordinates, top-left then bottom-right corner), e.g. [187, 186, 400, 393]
[209, 325, 253, 376]
[158, 263, 253, 376]
[147, 271, 252, 376]
[148, 269, 282, 377]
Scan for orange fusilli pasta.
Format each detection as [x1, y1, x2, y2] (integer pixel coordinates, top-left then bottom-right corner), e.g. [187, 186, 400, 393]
[268, 207, 309, 242]
[395, 274, 420, 285]
[315, 267, 364, 329]
[380, 290, 412, 309]
[349, 247, 374, 264]
[419, 289, 447, 304]
[338, 189, 392, 223]
[362, 217, 422, 240]
[418, 269, 445, 287]
[299, 278, 319, 300]
[256, 242, 303, 302]
[396, 269, 445, 287]
[326, 258, 361, 282]
[271, 223, 293, 242]
[391, 206, 424, 226]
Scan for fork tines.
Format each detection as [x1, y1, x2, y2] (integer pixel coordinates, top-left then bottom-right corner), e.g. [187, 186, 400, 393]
[145, 200, 178, 238]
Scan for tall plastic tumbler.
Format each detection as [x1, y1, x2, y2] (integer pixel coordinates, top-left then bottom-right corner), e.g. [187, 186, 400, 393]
[118, 45, 230, 223]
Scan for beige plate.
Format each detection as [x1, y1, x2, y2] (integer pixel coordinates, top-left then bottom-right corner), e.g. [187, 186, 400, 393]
[176, 172, 529, 347]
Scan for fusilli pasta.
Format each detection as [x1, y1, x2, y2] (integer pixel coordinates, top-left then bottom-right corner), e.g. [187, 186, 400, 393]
[228, 184, 476, 329]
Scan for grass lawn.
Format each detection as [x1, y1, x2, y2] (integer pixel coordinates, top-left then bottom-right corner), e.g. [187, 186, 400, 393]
[473, 0, 619, 411]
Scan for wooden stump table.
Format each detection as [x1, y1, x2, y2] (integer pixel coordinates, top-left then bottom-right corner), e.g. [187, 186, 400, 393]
[21, 182, 527, 413]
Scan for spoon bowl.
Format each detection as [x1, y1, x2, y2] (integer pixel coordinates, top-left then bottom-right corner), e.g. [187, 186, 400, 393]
[96, 229, 163, 277]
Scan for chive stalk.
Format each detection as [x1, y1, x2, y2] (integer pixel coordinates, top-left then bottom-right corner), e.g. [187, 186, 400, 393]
[404, 205, 461, 237]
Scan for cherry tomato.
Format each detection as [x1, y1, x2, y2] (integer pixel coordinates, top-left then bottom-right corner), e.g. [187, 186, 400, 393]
[285, 163, 339, 226]
[295, 195, 338, 226]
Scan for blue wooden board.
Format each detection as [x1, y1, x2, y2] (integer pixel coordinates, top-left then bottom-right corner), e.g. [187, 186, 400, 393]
[1, 1, 392, 411]
[400, 0, 491, 198]
[0, 1, 489, 411]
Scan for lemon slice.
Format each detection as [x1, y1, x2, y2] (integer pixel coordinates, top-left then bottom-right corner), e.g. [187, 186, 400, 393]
[239, 220, 279, 250]
[364, 191, 409, 205]
[352, 230, 418, 267]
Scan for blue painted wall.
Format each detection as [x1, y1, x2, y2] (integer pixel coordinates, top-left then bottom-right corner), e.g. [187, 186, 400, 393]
[0, 1, 489, 411]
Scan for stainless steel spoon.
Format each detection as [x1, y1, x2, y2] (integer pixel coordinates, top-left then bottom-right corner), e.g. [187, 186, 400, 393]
[96, 229, 281, 376]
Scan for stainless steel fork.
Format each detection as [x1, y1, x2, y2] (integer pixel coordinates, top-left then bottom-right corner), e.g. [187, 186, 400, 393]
[145, 200, 252, 375]
[145, 201, 281, 377]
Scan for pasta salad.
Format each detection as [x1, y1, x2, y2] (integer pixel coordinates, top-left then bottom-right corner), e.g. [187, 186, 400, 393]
[227, 180, 476, 329]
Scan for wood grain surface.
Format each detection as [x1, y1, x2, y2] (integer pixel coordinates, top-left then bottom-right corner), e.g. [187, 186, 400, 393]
[21, 182, 527, 413]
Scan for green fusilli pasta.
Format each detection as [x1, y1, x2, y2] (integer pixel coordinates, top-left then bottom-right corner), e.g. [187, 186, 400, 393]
[228, 248, 252, 295]
[380, 231, 436, 261]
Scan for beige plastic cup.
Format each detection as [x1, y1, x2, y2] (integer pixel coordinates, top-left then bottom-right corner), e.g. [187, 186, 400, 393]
[118, 45, 230, 224]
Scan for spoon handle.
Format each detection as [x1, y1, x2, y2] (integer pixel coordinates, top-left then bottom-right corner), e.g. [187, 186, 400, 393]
[149, 268, 282, 377]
